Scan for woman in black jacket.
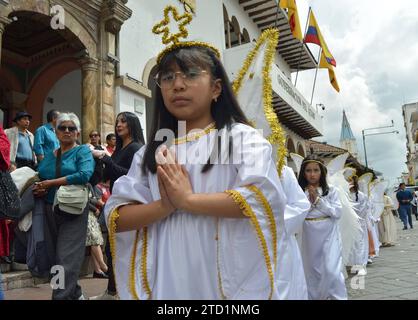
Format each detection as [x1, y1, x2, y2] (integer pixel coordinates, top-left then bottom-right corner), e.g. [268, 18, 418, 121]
[90, 111, 144, 300]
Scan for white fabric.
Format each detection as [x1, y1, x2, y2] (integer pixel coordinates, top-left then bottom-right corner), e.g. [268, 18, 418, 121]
[378, 196, 398, 245]
[328, 171, 362, 266]
[367, 201, 381, 257]
[301, 186, 347, 300]
[369, 181, 387, 220]
[104, 124, 291, 300]
[278, 166, 310, 300]
[10, 166, 38, 195]
[346, 191, 369, 266]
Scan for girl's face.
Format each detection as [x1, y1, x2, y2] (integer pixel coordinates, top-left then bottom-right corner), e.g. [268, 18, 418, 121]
[115, 115, 130, 140]
[159, 62, 221, 123]
[304, 162, 321, 186]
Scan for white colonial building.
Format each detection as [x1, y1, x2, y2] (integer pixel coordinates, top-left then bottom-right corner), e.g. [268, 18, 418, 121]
[116, 0, 323, 171]
[0, 0, 323, 154]
[403, 102, 418, 185]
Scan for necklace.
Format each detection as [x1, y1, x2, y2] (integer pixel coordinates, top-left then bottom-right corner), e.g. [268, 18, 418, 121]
[173, 122, 216, 145]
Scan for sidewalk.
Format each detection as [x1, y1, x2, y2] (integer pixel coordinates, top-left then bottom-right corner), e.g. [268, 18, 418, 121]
[346, 218, 418, 300]
[4, 217, 418, 300]
[4, 276, 107, 300]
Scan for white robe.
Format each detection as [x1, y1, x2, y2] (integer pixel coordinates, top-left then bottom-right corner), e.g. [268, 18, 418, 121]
[301, 186, 347, 300]
[368, 201, 381, 257]
[104, 123, 290, 300]
[347, 191, 369, 266]
[378, 196, 398, 245]
[279, 166, 310, 300]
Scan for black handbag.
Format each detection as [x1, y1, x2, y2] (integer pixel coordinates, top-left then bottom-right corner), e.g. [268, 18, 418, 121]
[0, 171, 21, 220]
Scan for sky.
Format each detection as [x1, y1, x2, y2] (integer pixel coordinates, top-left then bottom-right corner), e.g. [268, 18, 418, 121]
[291, 0, 418, 187]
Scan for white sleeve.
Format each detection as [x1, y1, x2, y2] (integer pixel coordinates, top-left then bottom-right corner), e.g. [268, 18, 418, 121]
[315, 186, 342, 219]
[281, 166, 310, 235]
[219, 125, 287, 299]
[104, 146, 153, 227]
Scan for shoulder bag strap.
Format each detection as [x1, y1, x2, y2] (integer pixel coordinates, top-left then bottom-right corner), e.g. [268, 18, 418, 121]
[55, 148, 62, 179]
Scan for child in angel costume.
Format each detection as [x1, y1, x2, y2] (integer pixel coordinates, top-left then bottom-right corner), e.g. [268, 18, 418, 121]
[104, 6, 308, 300]
[346, 175, 369, 276]
[296, 155, 347, 300]
[378, 193, 398, 247]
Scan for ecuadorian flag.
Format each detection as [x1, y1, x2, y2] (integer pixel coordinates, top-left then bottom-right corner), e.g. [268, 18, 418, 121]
[279, 0, 303, 41]
[304, 11, 336, 67]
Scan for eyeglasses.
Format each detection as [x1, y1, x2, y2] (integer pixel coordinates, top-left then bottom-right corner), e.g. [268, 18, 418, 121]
[155, 68, 208, 89]
[57, 125, 77, 132]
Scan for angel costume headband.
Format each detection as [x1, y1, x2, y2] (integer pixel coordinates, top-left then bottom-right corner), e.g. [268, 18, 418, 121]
[152, 5, 221, 64]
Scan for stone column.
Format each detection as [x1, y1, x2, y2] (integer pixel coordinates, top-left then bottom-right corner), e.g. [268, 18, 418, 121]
[79, 57, 99, 143]
[100, 0, 132, 136]
[0, 17, 11, 67]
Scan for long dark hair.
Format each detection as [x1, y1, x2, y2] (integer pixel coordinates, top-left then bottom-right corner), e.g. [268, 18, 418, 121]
[349, 175, 359, 201]
[298, 154, 329, 196]
[142, 46, 250, 174]
[115, 112, 145, 151]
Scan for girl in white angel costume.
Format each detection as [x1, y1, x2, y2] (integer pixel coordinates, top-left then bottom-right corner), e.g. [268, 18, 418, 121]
[346, 175, 369, 276]
[103, 42, 296, 298]
[297, 155, 347, 300]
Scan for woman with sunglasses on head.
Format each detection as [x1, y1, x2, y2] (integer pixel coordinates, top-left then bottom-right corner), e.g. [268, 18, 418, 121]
[33, 112, 94, 300]
[297, 155, 347, 300]
[89, 111, 145, 300]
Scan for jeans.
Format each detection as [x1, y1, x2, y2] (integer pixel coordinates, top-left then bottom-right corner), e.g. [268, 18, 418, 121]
[44, 204, 89, 300]
[0, 272, 4, 300]
[398, 205, 413, 228]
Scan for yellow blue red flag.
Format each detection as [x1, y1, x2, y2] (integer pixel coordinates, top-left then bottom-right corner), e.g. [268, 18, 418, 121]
[279, 0, 303, 41]
[319, 50, 340, 92]
[305, 10, 336, 67]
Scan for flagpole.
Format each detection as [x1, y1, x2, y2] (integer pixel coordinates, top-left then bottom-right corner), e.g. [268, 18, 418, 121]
[310, 47, 322, 105]
[294, 6, 311, 87]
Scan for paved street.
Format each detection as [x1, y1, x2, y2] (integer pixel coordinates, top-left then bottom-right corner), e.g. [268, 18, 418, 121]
[3, 216, 418, 300]
[4, 277, 107, 300]
[346, 218, 418, 300]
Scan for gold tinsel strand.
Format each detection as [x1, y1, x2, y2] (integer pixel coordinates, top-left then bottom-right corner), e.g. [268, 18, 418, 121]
[225, 189, 274, 300]
[215, 218, 228, 299]
[140, 227, 152, 299]
[152, 5, 221, 64]
[246, 185, 278, 271]
[129, 231, 140, 300]
[108, 208, 120, 296]
[232, 28, 287, 177]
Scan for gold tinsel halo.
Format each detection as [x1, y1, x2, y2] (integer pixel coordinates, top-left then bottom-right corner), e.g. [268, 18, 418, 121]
[152, 5, 221, 64]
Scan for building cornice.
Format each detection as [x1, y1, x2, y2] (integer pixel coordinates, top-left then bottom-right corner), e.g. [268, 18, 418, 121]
[115, 75, 151, 98]
[102, 0, 132, 34]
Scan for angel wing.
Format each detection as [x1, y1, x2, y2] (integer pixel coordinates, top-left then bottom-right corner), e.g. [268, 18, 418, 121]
[343, 167, 357, 181]
[233, 28, 287, 175]
[326, 153, 349, 177]
[369, 180, 387, 220]
[289, 153, 304, 177]
[328, 170, 362, 266]
[358, 173, 373, 196]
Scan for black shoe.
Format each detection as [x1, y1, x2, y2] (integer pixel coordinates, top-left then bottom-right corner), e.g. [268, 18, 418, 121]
[403, 226, 408, 230]
[411, 226, 414, 229]
[93, 271, 109, 279]
[0, 256, 12, 264]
